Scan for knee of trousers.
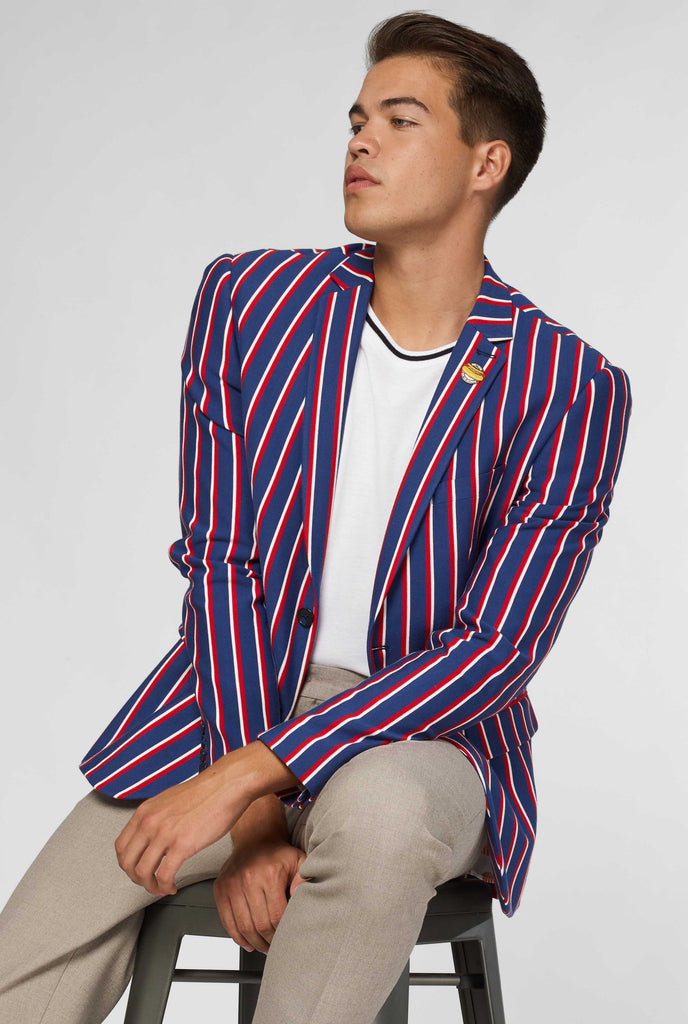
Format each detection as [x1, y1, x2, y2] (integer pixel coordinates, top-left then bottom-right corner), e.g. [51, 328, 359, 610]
[296, 741, 486, 893]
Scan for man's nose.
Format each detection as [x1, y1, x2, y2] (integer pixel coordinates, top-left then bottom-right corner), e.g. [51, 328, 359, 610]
[347, 125, 380, 158]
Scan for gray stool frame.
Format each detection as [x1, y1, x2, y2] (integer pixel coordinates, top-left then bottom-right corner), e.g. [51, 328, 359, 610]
[123, 876, 505, 1023]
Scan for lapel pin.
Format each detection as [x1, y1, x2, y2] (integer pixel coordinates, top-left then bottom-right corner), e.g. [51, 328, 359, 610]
[460, 362, 486, 385]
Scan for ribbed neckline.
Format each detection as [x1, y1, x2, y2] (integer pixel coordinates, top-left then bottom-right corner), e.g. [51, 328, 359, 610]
[365, 309, 455, 362]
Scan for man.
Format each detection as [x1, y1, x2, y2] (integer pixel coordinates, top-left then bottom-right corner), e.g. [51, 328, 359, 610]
[0, 11, 631, 1024]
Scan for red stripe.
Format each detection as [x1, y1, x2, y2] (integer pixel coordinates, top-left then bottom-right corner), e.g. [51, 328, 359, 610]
[251, 347, 310, 489]
[239, 252, 302, 336]
[381, 335, 487, 595]
[263, 471, 302, 581]
[81, 644, 189, 764]
[304, 294, 336, 560]
[270, 520, 304, 654]
[115, 745, 202, 798]
[88, 712, 200, 783]
[244, 276, 330, 436]
[424, 518, 432, 638]
[181, 259, 232, 389]
[278, 573, 313, 686]
[256, 406, 305, 532]
[282, 633, 515, 774]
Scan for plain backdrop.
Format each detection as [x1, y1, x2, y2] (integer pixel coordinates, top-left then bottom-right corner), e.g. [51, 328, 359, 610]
[1, 1, 686, 1021]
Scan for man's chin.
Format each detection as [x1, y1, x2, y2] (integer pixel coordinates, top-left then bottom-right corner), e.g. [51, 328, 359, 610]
[342, 213, 387, 245]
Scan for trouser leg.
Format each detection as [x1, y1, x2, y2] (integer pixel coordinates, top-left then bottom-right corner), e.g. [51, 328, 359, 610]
[0, 788, 235, 1024]
[253, 737, 487, 1024]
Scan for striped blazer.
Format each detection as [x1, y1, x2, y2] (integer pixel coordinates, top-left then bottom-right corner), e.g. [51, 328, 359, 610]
[79, 243, 631, 917]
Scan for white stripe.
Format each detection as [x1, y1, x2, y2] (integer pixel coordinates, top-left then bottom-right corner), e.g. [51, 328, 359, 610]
[251, 351, 310, 489]
[114, 739, 203, 798]
[97, 715, 202, 788]
[305, 298, 336, 568]
[184, 270, 232, 406]
[237, 251, 303, 333]
[263, 468, 302, 580]
[255, 399, 305, 525]
[373, 335, 482, 621]
[226, 431, 245, 750]
[270, 520, 304, 660]
[277, 569, 311, 684]
[86, 695, 198, 777]
[154, 663, 194, 713]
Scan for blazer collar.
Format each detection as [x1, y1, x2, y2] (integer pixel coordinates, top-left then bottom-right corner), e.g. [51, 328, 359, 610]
[329, 242, 515, 348]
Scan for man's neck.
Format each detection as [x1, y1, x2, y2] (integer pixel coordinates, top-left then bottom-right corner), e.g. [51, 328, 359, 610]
[369, 236, 486, 353]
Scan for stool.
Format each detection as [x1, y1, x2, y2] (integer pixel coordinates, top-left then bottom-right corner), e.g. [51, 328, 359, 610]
[123, 875, 505, 1023]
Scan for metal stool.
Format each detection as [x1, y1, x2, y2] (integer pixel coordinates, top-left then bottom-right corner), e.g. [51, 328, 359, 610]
[123, 875, 505, 1023]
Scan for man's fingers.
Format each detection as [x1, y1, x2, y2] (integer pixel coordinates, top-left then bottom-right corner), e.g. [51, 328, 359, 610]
[154, 844, 188, 895]
[114, 828, 152, 883]
[263, 881, 288, 935]
[220, 886, 264, 953]
[213, 882, 247, 949]
[130, 843, 170, 895]
[114, 814, 174, 894]
[115, 808, 192, 894]
[214, 889, 244, 948]
[289, 850, 311, 895]
[243, 879, 289, 952]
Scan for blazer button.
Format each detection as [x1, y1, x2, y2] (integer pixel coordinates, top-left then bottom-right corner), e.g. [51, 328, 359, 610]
[297, 607, 314, 628]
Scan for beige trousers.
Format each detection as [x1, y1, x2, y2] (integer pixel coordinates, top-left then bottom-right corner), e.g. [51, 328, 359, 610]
[0, 665, 487, 1024]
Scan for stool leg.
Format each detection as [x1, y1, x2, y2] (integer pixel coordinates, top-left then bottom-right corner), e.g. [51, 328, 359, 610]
[372, 959, 410, 1024]
[238, 948, 266, 1024]
[123, 905, 183, 1024]
[451, 917, 505, 1024]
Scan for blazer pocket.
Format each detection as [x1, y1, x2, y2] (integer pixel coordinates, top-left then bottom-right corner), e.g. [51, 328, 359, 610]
[225, 383, 245, 436]
[431, 463, 505, 508]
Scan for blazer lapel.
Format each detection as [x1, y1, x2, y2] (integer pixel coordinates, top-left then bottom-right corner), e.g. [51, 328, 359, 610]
[369, 258, 514, 629]
[301, 247, 375, 597]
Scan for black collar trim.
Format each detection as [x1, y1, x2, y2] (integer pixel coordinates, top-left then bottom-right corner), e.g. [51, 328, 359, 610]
[365, 313, 454, 362]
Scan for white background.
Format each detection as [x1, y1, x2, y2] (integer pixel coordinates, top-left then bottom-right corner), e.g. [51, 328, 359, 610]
[1, 1, 686, 1021]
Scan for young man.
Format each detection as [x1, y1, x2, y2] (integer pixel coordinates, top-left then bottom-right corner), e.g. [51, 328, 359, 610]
[0, 12, 631, 1024]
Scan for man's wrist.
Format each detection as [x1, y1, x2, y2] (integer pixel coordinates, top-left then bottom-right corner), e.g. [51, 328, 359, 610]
[217, 739, 302, 805]
[230, 792, 290, 847]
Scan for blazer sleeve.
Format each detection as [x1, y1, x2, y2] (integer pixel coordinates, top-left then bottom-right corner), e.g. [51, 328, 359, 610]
[257, 361, 632, 806]
[168, 256, 282, 765]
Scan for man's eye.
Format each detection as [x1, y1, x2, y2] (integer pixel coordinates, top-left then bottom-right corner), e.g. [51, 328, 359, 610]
[348, 118, 415, 135]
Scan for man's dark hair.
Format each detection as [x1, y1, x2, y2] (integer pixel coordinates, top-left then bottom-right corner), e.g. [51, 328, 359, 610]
[365, 11, 546, 216]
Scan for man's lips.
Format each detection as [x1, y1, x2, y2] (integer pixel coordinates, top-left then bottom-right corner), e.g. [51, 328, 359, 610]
[345, 166, 380, 192]
[345, 178, 380, 193]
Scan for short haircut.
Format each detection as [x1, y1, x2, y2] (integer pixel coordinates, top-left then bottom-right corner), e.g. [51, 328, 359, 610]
[365, 11, 547, 215]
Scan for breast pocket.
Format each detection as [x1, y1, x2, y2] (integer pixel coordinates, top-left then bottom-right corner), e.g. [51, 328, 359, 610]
[432, 463, 505, 512]
[428, 464, 506, 588]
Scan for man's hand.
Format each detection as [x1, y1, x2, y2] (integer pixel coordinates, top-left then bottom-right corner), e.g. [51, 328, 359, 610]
[114, 741, 302, 895]
[213, 838, 309, 953]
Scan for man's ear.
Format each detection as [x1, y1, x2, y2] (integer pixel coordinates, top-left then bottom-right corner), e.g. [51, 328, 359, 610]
[473, 139, 511, 199]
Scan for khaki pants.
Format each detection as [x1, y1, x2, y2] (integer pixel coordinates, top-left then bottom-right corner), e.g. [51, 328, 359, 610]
[0, 665, 487, 1024]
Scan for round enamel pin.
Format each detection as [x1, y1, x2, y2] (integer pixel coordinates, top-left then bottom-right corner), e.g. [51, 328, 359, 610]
[460, 362, 485, 385]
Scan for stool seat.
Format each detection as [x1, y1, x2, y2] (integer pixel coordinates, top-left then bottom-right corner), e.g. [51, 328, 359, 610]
[124, 875, 505, 1023]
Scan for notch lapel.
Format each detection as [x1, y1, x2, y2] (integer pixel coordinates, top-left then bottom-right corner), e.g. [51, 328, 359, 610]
[369, 258, 514, 629]
[301, 247, 375, 598]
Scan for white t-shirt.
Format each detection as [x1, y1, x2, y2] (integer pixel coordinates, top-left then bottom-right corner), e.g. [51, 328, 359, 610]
[311, 305, 453, 675]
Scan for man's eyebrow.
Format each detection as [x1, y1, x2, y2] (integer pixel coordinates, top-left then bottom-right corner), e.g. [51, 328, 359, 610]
[348, 96, 431, 119]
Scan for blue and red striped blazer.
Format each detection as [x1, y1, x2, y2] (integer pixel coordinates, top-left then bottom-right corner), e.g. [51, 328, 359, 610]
[79, 243, 631, 917]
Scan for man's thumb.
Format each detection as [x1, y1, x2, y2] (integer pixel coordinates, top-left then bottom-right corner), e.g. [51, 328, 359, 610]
[289, 851, 312, 896]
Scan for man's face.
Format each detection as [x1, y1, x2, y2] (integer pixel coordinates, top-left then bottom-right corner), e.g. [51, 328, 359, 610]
[343, 55, 480, 245]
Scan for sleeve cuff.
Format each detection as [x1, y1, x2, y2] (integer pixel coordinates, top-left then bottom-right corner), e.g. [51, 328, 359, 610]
[256, 734, 316, 808]
[256, 713, 384, 809]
